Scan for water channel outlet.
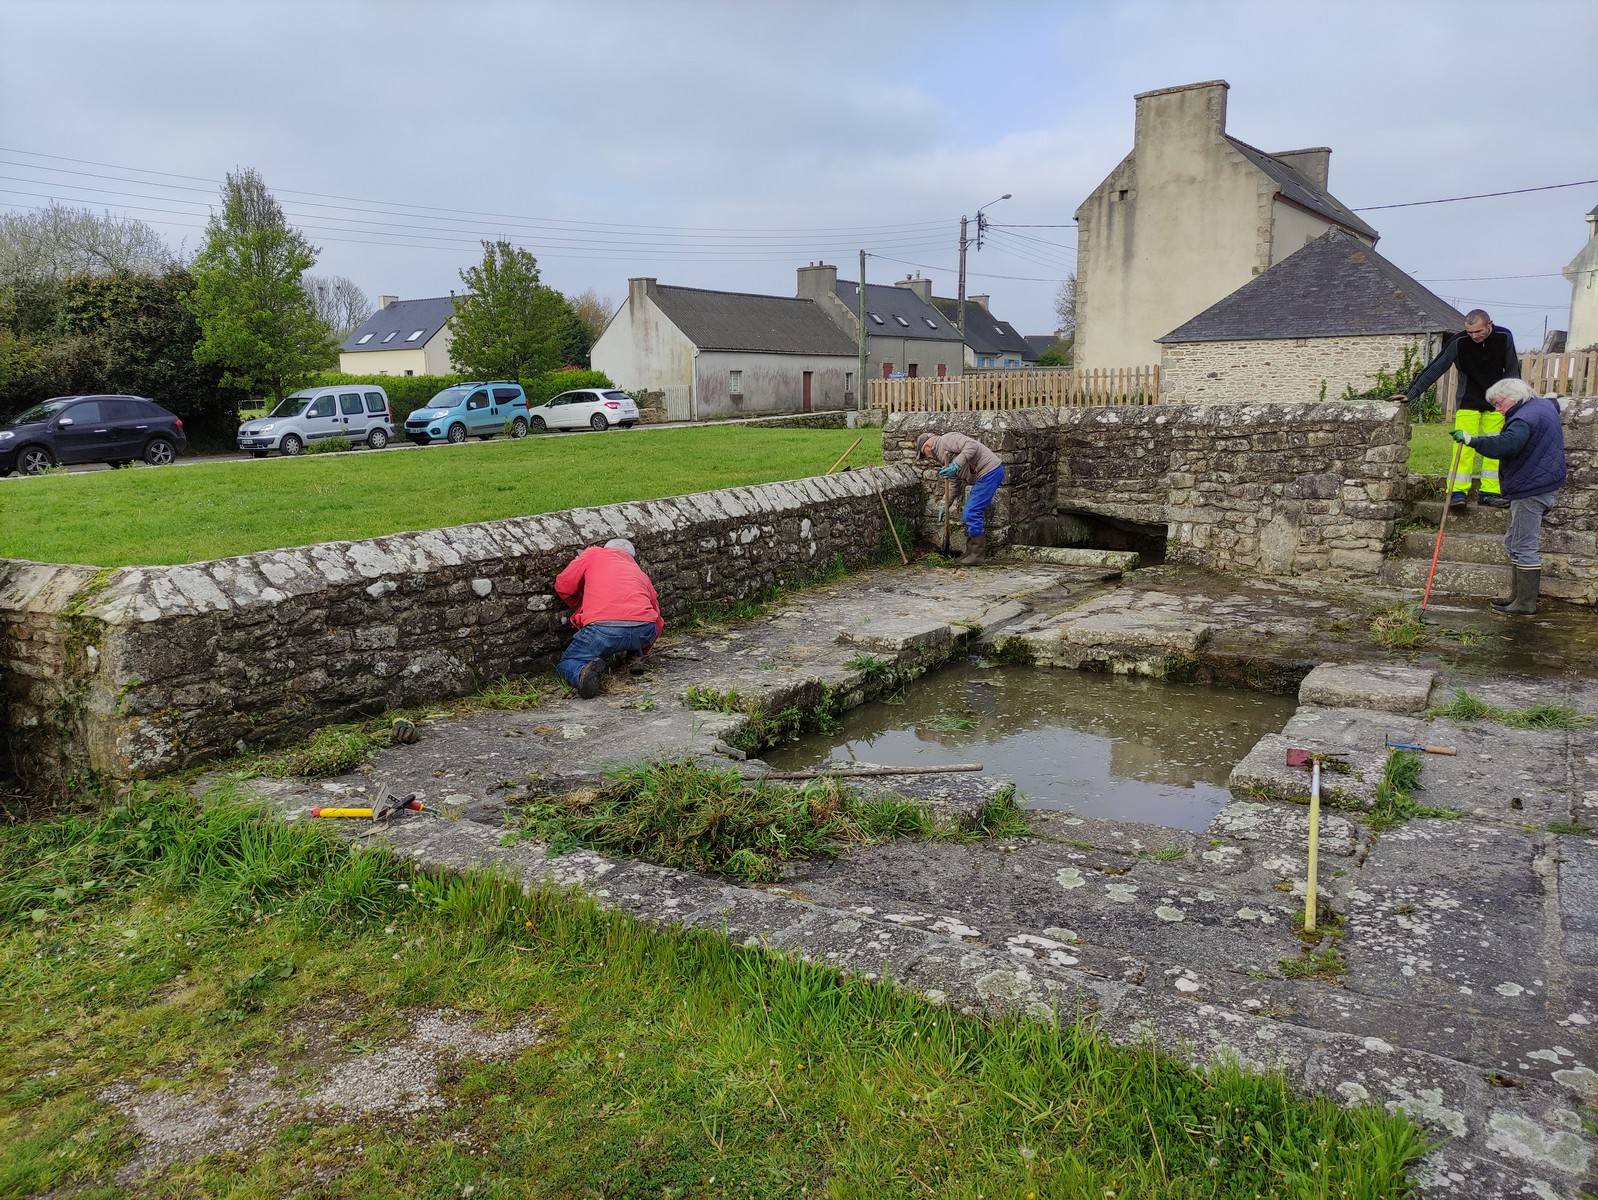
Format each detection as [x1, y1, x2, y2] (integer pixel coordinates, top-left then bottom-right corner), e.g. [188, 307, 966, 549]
[766, 663, 1297, 831]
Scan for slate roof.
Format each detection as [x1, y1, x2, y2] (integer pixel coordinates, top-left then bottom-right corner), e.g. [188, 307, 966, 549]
[341, 296, 455, 353]
[651, 286, 858, 355]
[1157, 229, 1464, 344]
[1025, 334, 1063, 356]
[930, 298, 1036, 360]
[1225, 137, 1378, 241]
[833, 280, 964, 343]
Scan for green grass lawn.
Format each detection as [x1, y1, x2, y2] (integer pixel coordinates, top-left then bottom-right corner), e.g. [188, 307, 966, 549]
[0, 786, 1427, 1198]
[1406, 422, 1454, 477]
[0, 427, 881, 568]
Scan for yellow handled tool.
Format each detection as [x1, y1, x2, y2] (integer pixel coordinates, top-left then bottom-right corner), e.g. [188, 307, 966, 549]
[310, 792, 423, 820]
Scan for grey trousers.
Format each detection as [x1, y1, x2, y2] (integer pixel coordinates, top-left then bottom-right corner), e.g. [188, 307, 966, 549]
[1504, 490, 1560, 566]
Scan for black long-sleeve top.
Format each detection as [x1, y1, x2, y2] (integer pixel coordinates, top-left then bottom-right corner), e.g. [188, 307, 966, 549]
[1406, 326, 1518, 412]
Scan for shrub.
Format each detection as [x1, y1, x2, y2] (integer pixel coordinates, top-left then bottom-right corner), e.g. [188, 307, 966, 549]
[304, 435, 352, 455]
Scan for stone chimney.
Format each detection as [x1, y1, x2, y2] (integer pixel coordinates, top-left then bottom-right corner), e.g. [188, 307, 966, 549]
[894, 274, 932, 303]
[1271, 147, 1332, 192]
[967, 294, 991, 313]
[378, 295, 399, 309]
[796, 262, 839, 302]
[1133, 79, 1229, 149]
[627, 277, 660, 309]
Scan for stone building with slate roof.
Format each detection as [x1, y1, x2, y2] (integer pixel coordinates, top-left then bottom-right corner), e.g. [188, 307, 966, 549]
[1156, 229, 1464, 403]
[796, 264, 966, 381]
[1074, 79, 1378, 371]
[927, 292, 1036, 368]
[1564, 203, 1598, 351]
[338, 295, 456, 376]
[591, 278, 859, 420]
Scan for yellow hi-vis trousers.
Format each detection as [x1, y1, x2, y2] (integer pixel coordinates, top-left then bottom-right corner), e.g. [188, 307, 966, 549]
[1452, 408, 1505, 495]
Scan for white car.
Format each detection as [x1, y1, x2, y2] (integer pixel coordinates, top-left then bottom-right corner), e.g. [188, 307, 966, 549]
[528, 388, 639, 432]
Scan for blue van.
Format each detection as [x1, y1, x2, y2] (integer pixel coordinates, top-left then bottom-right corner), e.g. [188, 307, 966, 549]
[404, 382, 531, 444]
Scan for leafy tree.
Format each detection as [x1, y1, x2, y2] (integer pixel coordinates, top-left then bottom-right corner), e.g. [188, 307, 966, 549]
[0, 202, 173, 283]
[186, 169, 336, 402]
[303, 273, 372, 338]
[1053, 272, 1078, 340]
[1036, 342, 1072, 367]
[569, 287, 615, 344]
[450, 240, 589, 378]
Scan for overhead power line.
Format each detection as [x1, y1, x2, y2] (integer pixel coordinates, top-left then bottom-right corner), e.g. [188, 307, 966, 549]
[1353, 179, 1597, 212]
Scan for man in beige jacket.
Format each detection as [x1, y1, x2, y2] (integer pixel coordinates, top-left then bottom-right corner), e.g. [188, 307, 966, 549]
[918, 431, 1005, 565]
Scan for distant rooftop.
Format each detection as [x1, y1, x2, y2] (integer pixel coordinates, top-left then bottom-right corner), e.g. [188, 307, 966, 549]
[651, 285, 857, 355]
[341, 296, 454, 352]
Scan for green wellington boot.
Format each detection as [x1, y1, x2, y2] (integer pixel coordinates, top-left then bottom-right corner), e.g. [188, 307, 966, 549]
[1501, 566, 1541, 616]
[958, 533, 986, 566]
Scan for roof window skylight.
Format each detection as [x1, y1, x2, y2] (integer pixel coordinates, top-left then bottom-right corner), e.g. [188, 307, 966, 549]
[868, 312, 884, 325]
[356, 333, 374, 344]
[406, 329, 425, 342]
[924, 317, 938, 329]
[381, 331, 398, 343]
[894, 315, 910, 327]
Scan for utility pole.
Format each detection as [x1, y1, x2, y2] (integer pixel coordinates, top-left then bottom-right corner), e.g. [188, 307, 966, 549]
[858, 249, 868, 412]
[957, 193, 1011, 335]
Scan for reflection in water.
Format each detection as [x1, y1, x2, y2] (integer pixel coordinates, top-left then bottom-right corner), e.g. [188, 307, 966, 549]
[766, 663, 1296, 832]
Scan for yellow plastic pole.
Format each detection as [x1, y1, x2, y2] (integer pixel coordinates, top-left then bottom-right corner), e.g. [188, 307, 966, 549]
[311, 807, 373, 818]
[1304, 759, 1321, 932]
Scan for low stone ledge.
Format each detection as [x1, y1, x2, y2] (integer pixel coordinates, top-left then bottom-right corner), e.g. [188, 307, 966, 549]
[998, 545, 1140, 571]
[1299, 662, 1435, 714]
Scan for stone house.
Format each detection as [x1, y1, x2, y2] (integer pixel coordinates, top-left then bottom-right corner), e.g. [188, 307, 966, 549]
[1156, 230, 1463, 403]
[1073, 79, 1377, 371]
[338, 295, 455, 376]
[927, 290, 1036, 368]
[1565, 203, 1598, 351]
[796, 264, 966, 380]
[590, 278, 858, 420]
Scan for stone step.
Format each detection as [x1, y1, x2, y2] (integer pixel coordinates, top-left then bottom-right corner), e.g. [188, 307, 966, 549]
[1396, 529, 1507, 564]
[1410, 500, 1510, 532]
[1379, 558, 1510, 595]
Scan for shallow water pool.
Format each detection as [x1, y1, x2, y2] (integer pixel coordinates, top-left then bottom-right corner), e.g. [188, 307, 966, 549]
[765, 663, 1297, 831]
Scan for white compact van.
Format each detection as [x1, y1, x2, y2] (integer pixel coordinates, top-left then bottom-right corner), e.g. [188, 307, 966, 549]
[237, 385, 394, 456]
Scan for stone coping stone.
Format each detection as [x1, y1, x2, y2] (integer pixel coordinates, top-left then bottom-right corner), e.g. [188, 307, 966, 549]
[997, 545, 1140, 571]
[833, 617, 956, 655]
[1299, 662, 1436, 713]
[1060, 610, 1211, 653]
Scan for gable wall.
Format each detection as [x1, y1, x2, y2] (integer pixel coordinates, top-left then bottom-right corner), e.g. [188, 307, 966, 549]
[591, 294, 696, 397]
[693, 350, 855, 417]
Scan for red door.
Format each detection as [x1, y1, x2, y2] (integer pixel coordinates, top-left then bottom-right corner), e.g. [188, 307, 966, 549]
[802, 371, 813, 413]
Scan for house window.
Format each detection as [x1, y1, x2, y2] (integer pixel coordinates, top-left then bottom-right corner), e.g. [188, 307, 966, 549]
[868, 312, 884, 325]
[729, 369, 742, 397]
[406, 329, 425, 342]
[882, 362, 893, 378]
[404, 369, 413, 376]
[356, 333, 374, 344]
[845, 371, 853, 394]
[381, 331, 398, 343]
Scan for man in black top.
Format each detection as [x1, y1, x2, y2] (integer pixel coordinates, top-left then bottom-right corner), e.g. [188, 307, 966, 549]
[1393, 310, 1519, 509]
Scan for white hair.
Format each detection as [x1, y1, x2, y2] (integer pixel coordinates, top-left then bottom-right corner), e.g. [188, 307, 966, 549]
[604, 538, 636, 557]
[1485, 378, 1534, 406]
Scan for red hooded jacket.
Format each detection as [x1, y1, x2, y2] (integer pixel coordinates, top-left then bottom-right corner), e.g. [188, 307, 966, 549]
[554, 547, 663, 635]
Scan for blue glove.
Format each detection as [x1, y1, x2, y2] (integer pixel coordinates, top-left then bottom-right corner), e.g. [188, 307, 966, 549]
[935, 503, 948, 525]
[1450, 429, 1471, 445]
[938, 462, 960, 479]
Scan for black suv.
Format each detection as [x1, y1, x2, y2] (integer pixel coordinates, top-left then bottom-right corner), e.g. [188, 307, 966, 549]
[0, 394, 187, 476]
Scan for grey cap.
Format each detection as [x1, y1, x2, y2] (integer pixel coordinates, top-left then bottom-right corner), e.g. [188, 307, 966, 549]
[604, 538, 637, 557]
[918, 433, 939, 454]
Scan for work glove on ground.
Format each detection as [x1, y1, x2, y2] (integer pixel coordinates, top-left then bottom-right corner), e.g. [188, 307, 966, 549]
[938, 462, 960, 479]
[1451, 429, 1472, 445]
[935, 503, 947, 524]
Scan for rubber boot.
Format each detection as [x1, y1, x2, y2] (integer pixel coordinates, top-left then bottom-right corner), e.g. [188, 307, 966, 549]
[1502, 566, 1540, 616]
[958, 533, 986, 567]
[576, 659, 605, 698]
[1490, 573, 1516, 609]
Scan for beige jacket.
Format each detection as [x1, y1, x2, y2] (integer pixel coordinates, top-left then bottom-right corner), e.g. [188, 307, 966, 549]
[926, 431, 1002, 488]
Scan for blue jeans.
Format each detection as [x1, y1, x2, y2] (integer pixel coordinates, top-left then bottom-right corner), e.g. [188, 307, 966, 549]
[1504, 491, 1558, 567]
[963, 465, 1004, 536]
[557, 621, 658, 687]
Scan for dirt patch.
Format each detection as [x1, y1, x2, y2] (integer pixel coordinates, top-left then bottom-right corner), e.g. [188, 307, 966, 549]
[98, 1006, 547, 1185]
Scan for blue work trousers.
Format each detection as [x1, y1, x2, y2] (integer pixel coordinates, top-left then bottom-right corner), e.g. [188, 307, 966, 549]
[557, 621, 658, 687]
[963, 465, 1005, 536]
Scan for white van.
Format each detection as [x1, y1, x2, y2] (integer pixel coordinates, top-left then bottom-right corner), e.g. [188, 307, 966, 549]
[237, 385, 395, 457]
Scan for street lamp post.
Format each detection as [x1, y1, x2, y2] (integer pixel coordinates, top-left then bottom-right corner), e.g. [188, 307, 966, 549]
[957, 193, 1010, 335]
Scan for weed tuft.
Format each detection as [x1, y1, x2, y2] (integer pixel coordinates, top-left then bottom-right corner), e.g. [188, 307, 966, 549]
[1367, 750, 1459, 831]
[1428, 688, 1592, 731]
[1368, 604, 1426, 650]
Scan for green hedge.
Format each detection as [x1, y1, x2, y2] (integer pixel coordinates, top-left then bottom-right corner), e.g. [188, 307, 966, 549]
[303, 368, 614, 425]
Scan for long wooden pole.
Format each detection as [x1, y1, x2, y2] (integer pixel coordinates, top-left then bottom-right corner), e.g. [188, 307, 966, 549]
[941, 479, 952, 553]
[826, 436, 863, 475]
[1420, 441, 1465, 616]
[750, 763, 983, 781]
[875, 479, 909, 564]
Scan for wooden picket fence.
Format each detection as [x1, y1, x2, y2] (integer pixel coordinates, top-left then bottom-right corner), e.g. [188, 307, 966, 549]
[1519, 350, 1598, 397]
[869, 366, 1160, 413]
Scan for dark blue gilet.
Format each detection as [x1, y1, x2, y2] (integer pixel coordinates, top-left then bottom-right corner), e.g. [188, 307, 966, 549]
[1500, 396, 1567, 500]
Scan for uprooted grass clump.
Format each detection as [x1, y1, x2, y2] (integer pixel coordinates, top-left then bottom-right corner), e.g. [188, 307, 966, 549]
[1367, 750, 1460, 832]
[1367, 603, 1428, 650]
[0, 784, 1428, 1199]
[516, 761, 1031, 881]
[1428, 687, 1593, 731]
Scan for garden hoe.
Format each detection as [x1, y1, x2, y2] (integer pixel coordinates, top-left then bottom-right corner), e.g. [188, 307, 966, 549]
[1419, 440, 1465, 623]
[1285, 748, 1343, 933]
[1385, 735, 1457, 755]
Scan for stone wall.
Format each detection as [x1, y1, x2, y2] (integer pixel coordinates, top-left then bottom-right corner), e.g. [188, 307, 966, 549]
[0, 467, 920, 791]
[885, 403, 1409, 574]
[1160, 335, 1424, 404]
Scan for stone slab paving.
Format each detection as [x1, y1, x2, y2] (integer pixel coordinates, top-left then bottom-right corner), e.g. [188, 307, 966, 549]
[233, 562, 1598, 1200]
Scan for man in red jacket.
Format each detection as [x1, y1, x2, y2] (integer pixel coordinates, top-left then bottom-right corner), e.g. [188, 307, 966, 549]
[554, 539, 663, 698]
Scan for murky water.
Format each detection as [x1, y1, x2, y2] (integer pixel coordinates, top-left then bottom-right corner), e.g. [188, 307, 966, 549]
[766, 663, 1298, 831]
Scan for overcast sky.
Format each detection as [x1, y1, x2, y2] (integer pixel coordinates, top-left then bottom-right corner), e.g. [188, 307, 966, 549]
[3, 0, 1595, 344]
